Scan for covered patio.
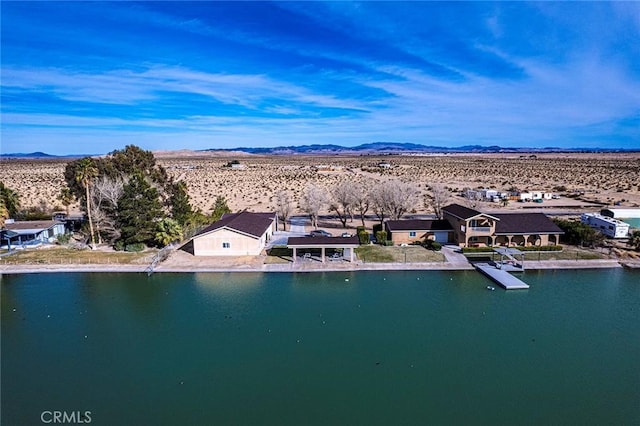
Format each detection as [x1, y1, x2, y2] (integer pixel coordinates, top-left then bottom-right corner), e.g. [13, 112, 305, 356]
[287, 236, 360, 263]
[492, 247, 525, 271]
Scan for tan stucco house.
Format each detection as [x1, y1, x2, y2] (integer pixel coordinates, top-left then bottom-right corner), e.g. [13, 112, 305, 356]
[184, 211, 277, 256]
[385, 219, 453, 245]
[442, 204, 563, 247]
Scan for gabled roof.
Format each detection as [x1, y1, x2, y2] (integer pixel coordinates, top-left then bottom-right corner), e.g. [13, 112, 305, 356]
[194, 211, 275, 239]
[493, 213, 563, 235]
[442, 204, 499, 221]
[385, 219, 453, 232]
[3, 220, 63, 233]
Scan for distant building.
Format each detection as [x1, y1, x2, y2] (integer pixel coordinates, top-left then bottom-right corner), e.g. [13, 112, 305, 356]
[581, 213, 630, 238]
[315, 165, 343, 172]
[183, 212, 277, 256]
[377, 162, 392, 169]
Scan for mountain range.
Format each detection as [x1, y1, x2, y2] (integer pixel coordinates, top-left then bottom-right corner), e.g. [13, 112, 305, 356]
[2, 142, 638, 158]
[202, 142, 638, 155]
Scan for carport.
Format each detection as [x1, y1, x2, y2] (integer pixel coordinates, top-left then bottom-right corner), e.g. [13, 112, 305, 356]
[287, 236, 360, 263]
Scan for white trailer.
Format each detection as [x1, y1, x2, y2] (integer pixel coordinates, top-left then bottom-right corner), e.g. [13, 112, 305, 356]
[581, 213, 630, 238]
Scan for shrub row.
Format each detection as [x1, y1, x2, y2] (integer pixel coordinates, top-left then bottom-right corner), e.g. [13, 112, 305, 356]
[114, 241, 146, 252]
[357, 226, 370, 245]
[462, 245, 562, 253]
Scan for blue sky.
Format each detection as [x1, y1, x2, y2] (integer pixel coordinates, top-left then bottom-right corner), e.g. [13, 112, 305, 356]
[2, 1, 639, 155]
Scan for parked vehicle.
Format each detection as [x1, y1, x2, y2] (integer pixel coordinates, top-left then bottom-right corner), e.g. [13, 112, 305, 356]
[309, 229, 332, 237]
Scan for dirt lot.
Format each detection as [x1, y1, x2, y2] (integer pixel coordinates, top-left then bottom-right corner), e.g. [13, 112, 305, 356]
[1, 152, 638, 216]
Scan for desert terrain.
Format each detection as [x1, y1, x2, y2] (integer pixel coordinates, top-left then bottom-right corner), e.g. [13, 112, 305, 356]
[1, 152, 639, 219]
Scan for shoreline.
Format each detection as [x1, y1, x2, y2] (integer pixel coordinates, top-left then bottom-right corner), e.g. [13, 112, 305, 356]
[1, 259, 635, 275]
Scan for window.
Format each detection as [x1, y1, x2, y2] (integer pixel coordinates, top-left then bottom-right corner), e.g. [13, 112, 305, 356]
[222, 242, 230, 248]
[409, 231, 416, 237]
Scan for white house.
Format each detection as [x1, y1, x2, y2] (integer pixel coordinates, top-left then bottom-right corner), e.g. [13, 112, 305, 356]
[185, 211, 277, 256]
[581, 213, 630, 238]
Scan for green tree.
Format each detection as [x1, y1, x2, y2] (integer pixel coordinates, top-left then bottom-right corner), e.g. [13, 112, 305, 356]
[155, 218, 184, 246]
[0, 182, 20, 219]
[553, 219, 604, 247]
[211, 196, 231, 221]
[117, 173, 164, 246]
[628, 230, 640, 251]
[0, 198, 8, 222]
[64, 145, 186, 246]
[57, 186, 75, 216]
[74, 158, 99, 248]
[169, 181, 193, 226]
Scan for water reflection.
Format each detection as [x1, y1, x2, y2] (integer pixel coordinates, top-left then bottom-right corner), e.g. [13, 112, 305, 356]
[193, 272, 263, 296]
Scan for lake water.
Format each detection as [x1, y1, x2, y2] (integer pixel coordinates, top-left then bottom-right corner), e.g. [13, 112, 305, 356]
[620, 217, 640, 229]
[2, 270, 639, 425]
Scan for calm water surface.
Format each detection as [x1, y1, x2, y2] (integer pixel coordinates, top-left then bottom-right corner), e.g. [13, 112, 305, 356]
[2, 269, 639, 425]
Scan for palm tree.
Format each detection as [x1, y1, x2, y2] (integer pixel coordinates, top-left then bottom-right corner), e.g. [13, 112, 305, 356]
[75, 158, 98, 249]
[0, 198, 8, 222]
[57, 187, 75, 216]
[0, 182, 20, 218]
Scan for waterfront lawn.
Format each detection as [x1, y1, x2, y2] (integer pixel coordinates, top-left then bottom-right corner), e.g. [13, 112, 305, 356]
[356, 245, 445, 263]
[527, 248, 605, 261]
[0, 247, 156, 265]
[464, 248, 606, 262]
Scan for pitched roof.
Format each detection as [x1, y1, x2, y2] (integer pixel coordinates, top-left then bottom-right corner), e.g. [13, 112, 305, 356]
[385, 219, 453, 232]
[287, 236, 360, 247]
[493, 213, 563, 234]
[194, 211, 275, 239]
[442, 204, 483, 220]
[4, 220, 62, 231]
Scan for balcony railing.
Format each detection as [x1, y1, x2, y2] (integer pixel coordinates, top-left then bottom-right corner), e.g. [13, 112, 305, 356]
[469, 226, 492, 233]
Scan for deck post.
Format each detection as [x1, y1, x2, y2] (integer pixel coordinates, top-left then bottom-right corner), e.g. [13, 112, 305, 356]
[292, 247, 297, 262]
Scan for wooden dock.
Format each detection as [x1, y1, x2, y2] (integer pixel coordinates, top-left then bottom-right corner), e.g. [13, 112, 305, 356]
[475, 263, 530, 290]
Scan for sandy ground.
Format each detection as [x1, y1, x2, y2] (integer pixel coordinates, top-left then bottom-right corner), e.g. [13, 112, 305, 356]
[2, 152, 639, 215]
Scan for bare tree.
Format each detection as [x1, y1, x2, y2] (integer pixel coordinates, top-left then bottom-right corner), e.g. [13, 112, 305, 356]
[300, 184, 328, 229]
[370, 184, 389, 226]
[91, 176, 127, 244]
[275, 190, 293, 231]
[94, 175, 127, 209]
[371, 180, 419, 225]
[463, 187, 481, 210]
[329, 181, 358, 227]
[351, 182, 370, 227]
[426, 183, 450, 219]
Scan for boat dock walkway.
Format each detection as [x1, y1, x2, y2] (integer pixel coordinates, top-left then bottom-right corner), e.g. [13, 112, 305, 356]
[475, 263, 530, 290]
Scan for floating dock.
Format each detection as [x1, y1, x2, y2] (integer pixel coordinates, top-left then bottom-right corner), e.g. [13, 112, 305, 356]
[475, 263, 530, 290]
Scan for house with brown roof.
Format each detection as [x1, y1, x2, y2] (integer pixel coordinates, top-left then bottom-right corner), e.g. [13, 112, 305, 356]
[385, 219, 453, 245]
[442, 204, 562, 247]
[183, 211, 277, 256]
